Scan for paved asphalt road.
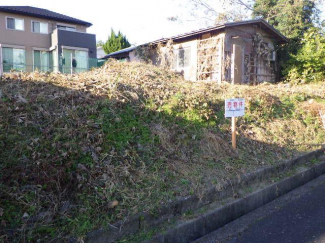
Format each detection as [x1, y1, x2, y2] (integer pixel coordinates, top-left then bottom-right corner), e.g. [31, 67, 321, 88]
[194, 174, 325, 243]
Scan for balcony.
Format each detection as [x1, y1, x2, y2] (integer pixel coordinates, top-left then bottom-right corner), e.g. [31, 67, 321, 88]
[51, 28, 97, 59]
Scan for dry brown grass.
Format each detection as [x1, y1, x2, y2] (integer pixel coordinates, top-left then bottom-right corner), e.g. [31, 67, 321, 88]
[0, 60, 324, 242]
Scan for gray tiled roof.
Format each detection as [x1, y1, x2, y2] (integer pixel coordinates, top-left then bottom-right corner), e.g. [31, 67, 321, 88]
[0, 6, 92, 27]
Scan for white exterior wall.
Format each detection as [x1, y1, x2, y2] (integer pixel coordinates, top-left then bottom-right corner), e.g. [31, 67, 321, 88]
[97, 46, 106, 59]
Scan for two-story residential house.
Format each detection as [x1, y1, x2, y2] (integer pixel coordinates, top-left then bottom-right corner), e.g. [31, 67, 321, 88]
[0, 6, 97, 74]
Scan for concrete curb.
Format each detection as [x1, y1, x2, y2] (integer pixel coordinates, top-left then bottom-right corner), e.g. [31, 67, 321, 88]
[86, 148, 324, 243]
[193, 171, 325, 243]
[150, 153, 325, 243]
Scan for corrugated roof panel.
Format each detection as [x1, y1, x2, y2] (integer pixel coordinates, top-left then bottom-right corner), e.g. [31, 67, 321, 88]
[102, 46, 137, 59]
[103, 19, 288, 59]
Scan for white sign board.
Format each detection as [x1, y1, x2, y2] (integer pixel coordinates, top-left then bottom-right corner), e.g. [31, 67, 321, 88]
[225, 98, 245, 118]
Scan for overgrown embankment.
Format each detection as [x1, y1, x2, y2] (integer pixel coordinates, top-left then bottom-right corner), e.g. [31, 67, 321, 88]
[0, 60, 324, 242]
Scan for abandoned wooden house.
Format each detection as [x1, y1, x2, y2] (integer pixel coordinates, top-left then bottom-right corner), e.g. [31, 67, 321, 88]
[102, 19, 288, 84]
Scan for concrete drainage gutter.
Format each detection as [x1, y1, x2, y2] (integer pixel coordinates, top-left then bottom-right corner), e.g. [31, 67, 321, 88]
[86, 148, 325, 243]
[150, 155, 325, 243]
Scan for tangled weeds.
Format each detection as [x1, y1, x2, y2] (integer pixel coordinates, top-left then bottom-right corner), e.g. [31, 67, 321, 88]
[0, 60, 324, 242]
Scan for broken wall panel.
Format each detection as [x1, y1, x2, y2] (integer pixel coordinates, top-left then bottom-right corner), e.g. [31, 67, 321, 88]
[197, 35, 224, 83]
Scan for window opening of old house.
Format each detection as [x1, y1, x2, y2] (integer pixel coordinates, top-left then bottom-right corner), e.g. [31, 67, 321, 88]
[32, 21, 48, 34]
[6, 17, 24, 31]
[178, 48, 191, 68]
[173, 47, 191, 69]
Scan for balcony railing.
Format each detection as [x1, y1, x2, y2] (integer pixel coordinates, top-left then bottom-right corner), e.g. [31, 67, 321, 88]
[1, 56, 100, 74]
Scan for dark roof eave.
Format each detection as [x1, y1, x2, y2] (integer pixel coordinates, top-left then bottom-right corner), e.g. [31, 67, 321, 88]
[0, 7, 92, 27]
[150, 25, 226, 45]
[102, 46, 138, 59]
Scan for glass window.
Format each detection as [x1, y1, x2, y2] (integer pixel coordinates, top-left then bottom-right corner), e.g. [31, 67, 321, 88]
[57, 25, 76, 31]
[7, 17, 24, 30]
[75, 50, 88, 73]
[40, 22, 48, 33]
[15, 19, 24, 30]
[13, 49, 25, 70]
[2, 48, 13, 72]
[67, 26, 76, 31]
[32, 22, 40, 33]
[41, 52, 50, 71]
[61, 49, 89, 74]
[7, 18, 15, 29]
[62, 49, 73, 74]
[32, 21, 48, 34]
[34, 50, 41, 70]
[33, 50, 51, 72]
[3, 47, 25, 72]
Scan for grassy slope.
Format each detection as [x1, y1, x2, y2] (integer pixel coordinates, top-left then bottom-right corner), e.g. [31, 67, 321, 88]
[0, 60, 324, 242]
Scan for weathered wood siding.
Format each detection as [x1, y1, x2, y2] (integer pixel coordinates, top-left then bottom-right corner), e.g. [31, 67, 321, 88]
[224, 25, 276, 83]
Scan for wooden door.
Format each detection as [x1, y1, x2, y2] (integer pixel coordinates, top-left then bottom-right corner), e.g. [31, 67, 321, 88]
[231, 44, 243, 84]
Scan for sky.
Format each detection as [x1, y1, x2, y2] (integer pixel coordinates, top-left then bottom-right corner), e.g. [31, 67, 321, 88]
[1, 0, 325, 46]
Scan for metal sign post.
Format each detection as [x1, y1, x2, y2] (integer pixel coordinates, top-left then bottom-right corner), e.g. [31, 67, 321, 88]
[225, 98, 245, 149]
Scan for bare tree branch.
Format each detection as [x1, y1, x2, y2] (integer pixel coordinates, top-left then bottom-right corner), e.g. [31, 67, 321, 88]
[191, 0, 217, 14]
[225, 0, 254, 11]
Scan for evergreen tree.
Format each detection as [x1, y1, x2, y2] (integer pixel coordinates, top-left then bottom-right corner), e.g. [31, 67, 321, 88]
[252, 0, 321, 79]
[103, 29, 131, 54]
[96, 40, 104, 47]
[253, 0, 318, 40]
[175, 0, 323, 81]
[287, 27, 325, 82]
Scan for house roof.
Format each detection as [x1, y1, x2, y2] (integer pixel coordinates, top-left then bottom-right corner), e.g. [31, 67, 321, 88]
[0, 6, 92, 27]
[103, 18, 288, 59]
[102, 46, 137, 59]
[151, 19, 288, 44]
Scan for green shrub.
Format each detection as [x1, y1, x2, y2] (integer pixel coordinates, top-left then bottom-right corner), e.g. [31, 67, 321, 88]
[286, 27, 325, 83]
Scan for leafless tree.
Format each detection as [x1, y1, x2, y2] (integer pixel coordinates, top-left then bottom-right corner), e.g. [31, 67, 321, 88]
[169, 0, 253, 26]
